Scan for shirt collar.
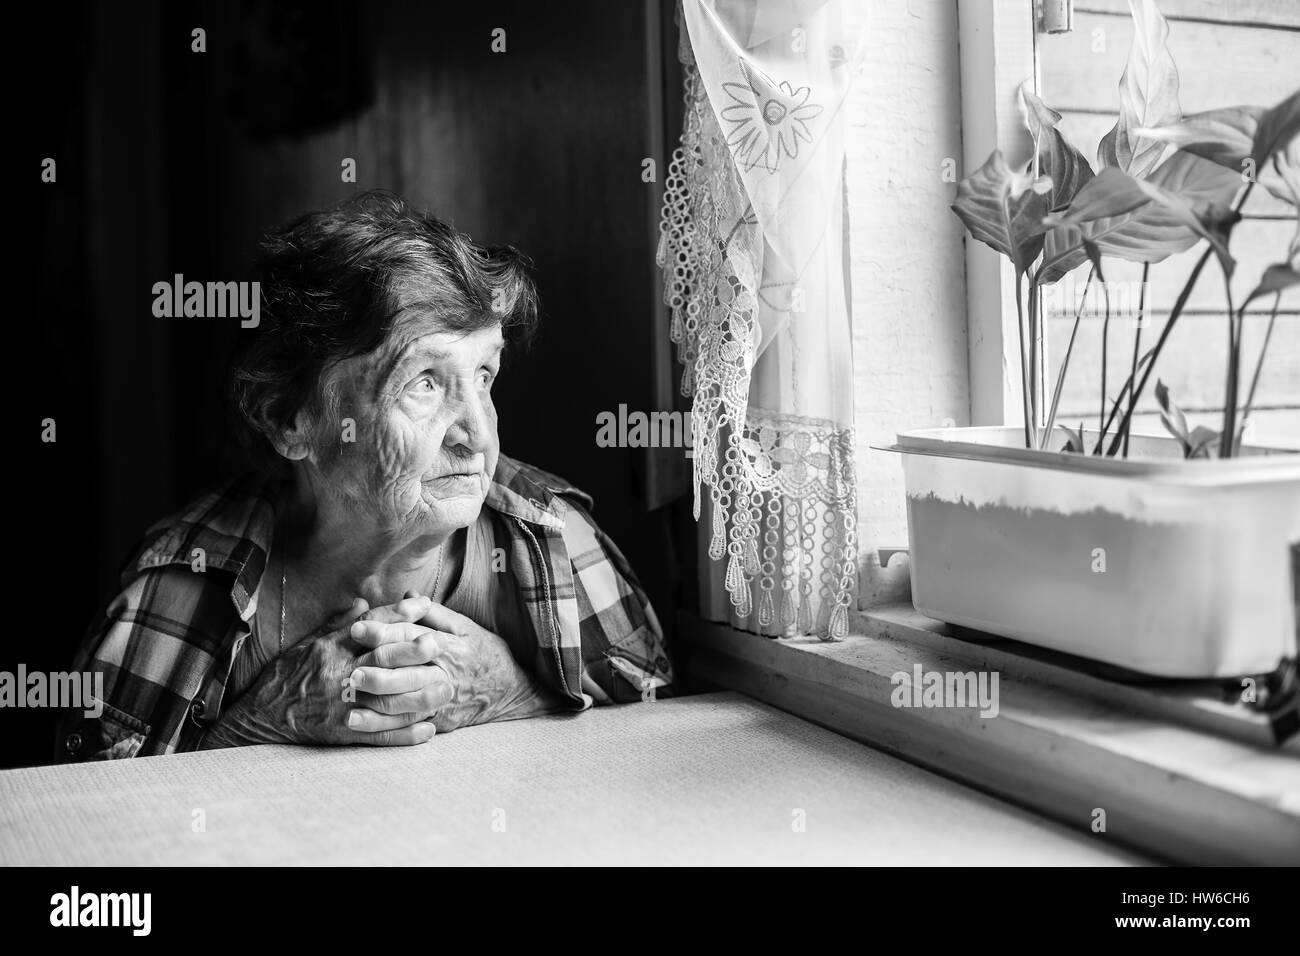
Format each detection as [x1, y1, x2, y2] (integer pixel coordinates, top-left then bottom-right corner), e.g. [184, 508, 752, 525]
[485, 454, 584, 530]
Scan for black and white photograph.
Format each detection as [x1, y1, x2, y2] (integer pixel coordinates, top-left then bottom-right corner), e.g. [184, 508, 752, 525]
[4, 0, 1299, 902]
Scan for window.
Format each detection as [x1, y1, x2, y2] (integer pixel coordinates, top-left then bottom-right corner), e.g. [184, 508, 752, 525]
[849, 0, 1299, 610]
[1039, 0, 1300, 444]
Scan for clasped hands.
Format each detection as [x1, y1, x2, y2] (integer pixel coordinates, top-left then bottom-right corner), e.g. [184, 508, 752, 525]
[345, 592, 494, 740]
[202, 584, 560, 752]
[204, 593, 503, 751]
[346, 592, 493, 737]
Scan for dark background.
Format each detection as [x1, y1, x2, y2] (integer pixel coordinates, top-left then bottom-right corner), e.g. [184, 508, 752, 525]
[17, 0, 697, 768]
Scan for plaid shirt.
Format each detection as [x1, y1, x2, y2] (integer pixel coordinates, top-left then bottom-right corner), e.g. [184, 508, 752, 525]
[57, 455, 674, 761]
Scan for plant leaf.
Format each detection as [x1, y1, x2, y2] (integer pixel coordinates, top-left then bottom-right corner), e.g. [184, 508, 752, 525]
[1252, 89, 1300, 167]
[1081, 238, 1106, 283]
[1098, 0, 1181, 179]
[1155, 379, 1192, 454]
[1021, 85, 1095, 211]
[1187, 426, 1220, 459]
[1048, 168, 1151, 224]
[952, 150, 1053, 275]
[1270, 140, 1300, 279]
[1255, 99, 1300, 218]
[1252, 140, 1300, 292]
[1242, 263, 1300, 311]
[1037, 232, 1091, 285]
[1129, 172, 1239, 276]
[1061, 424, 1087, 454]
[1136, 106, 1263, 171]
[1259, 136, 1300, 211]
[1040, 168, 1150, 281]
[1039, 153, 1240, 281]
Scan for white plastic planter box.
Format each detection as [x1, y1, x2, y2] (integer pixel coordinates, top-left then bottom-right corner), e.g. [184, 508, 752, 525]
[889, 426, 1300, 678]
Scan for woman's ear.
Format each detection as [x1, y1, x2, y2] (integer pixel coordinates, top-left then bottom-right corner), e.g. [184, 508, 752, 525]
[248, 400, 314, 464]
[270, 411, 314, 462]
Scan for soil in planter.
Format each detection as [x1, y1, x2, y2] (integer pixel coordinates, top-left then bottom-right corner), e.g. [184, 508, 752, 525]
[906, 493, 1288, 675]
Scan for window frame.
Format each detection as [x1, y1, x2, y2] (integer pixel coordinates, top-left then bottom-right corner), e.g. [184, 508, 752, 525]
[956, 0, 1044, 427]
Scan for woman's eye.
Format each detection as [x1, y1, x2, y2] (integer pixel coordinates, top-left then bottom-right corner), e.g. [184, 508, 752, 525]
[412, 377, 436, 393]
[478, 369, 495, 389]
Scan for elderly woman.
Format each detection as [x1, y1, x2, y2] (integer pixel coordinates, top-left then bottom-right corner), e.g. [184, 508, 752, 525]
[58, 191, 673, 761]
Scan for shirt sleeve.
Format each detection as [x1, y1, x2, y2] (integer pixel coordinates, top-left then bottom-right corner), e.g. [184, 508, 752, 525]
[557, 495, 675, 706]
[56, 567, 227, 762]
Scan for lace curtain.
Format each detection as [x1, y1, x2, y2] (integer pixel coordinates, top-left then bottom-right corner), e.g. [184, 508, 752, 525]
[658, 0, 864, 639]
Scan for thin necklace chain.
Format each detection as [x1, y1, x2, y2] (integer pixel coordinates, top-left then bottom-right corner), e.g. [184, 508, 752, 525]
[279, 541, 445, 654]
[279, 562, 287, 652]
[431, 540, 447, 601]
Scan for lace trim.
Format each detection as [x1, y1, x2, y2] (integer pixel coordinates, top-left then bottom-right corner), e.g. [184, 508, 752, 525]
[657, 8, 858, 640]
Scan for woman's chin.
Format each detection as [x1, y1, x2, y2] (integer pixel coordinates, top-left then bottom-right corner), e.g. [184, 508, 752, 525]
[418, 488, 487, 531]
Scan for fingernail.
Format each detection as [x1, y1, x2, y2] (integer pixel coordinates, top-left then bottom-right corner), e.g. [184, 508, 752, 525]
[350, 621, 365, 638]
[347, 711, 361, 729]
[350, 669, 364, 687]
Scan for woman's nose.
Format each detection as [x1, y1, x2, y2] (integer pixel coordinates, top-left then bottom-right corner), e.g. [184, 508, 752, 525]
[443, 392, 493, 451]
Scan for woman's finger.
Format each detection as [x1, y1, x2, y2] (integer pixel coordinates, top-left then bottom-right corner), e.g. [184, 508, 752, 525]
[416, 601, 473, 636]
[356, 594, 432, 625]
[352, 721, 438, 747]
[355, 631, 450, 668]
[345, 707, 425, 733]
[312, 598, 369, 639]
[350, 619, 432, 649]
[356, 676, 453, 715]
[349, 662, 435, 695]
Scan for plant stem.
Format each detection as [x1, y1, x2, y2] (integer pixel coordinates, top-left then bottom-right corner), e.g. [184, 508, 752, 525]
[1015, 273, 1033, 448]
[1104, 269, 1196, 456]
[1106, 182, 1254, 457]
[1094, 347, 1158, 455]
[1098, 362, 1146, 443]
[1122, 262, 1149, 458]
[1041, 265, 1095, 449]
[1219, 263, 1241, 458]
[1239, 291, 1281, 453]
[1030, 275, 1042, 442]
[1097, 275, 1112, 455]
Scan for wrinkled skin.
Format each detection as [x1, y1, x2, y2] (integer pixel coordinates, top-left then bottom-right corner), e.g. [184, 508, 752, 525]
[348, 600, 549, 734]
[202, 288, 565, 751]
[284, 281, 505, 597]
[202, 596, 441, 748]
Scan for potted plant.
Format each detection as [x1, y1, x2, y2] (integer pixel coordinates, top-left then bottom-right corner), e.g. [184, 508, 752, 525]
[890, 0, 1299, 685]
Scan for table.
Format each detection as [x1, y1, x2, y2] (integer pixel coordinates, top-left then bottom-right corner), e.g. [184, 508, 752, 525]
[0, 692, 1145, 865]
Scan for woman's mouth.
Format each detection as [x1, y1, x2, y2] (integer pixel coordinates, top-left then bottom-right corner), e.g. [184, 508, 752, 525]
[424, 471, 482, 488]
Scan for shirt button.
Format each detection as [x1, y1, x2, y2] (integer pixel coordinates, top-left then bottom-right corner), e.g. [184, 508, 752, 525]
[65, 733, 82, 754]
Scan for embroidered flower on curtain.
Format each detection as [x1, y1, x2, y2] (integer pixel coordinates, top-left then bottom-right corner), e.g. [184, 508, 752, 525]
[719, 59, 824, 173]
[741, 426, 832, 485]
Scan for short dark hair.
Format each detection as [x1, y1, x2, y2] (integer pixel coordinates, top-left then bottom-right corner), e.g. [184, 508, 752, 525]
[230, 190, 538, 473]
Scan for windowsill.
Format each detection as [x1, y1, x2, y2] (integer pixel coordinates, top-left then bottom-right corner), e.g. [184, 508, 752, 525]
[676, 605, 1300, 865]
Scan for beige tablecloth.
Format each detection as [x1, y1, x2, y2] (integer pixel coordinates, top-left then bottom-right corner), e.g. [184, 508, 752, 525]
[0, 692, 1144, 865]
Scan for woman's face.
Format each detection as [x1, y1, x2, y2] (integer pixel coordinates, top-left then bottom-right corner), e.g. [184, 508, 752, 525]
[304, 284, 503, 539]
